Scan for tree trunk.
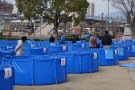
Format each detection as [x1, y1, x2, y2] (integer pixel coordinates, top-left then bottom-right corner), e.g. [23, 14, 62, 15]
[54, 25, 59, 39]
[8, 25, 12, 40]
[130, 24, 134, 39]
[64, 22, 66, 34]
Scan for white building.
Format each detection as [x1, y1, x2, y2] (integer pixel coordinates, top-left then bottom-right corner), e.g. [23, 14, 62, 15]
[86, 2, 95, 17]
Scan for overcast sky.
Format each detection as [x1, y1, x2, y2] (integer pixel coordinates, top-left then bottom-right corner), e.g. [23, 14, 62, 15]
[7, 0, 118, 16]
[90, 0, 118, 16]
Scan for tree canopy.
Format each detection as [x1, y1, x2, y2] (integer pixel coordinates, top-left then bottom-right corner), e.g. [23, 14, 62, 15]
[16, 0, 89, 38]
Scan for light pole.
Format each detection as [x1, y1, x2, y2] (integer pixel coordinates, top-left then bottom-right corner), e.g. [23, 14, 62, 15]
[103, 0, 110, 31]
[107, 0, 110, 31]
[39, 17, 42, 40]
[101, 13, 104, 36]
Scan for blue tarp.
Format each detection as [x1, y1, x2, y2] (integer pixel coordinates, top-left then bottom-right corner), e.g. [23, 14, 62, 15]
[120, 64, 135, 68]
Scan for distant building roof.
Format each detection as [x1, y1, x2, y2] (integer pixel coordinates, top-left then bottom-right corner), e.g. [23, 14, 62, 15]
[11, 20, 34, 23]
[85, 16, 127, 23]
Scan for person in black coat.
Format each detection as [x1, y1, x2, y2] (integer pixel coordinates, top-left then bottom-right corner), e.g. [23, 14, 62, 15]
[102, 31, 112, 48]
[71, 34, 76, 44]
[49, 34, 55, 42]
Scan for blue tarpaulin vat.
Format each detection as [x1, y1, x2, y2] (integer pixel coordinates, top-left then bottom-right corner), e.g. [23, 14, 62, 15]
[111, 45, 128, 61]
[12, 58, 33, 85]
[47, 45, 62, 54]
[0, 51, 14, 65]
[0, 65, 13, 90]
[72, 51, 91, 73]
[59, 51, 99, 73]
[99, 49, 118, 66]
[122, 43, 135, 57]
[86, 49, 99, 72]
[12, 56, 66, 85]
[0, 50, 14, 57]
[66, 44, 82, 51]
[30, 48, 44, 55]
[33, 56, 66, 85]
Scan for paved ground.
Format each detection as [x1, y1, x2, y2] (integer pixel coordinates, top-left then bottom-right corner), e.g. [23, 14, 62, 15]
[14, 58, 135, 90]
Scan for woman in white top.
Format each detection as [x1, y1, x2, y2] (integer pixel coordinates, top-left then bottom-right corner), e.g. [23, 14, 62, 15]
[14, 36, 27, 56]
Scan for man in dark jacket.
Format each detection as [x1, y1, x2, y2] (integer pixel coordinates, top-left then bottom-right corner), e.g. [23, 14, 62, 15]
[102, 31, 112, 48]
[49, 34, 55, 42]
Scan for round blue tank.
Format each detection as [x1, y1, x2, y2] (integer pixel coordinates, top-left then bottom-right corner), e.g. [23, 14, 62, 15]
[99, 48, 118, 66]
[83, 42, 89, 49]
[111, 45, 128, 61]
[59, 51, 97, 74]
[0, 50, 14, 58]
[0, 65, 13, 90]
[0, 46, 7, 50]
[129, 44, 135, 57]
[12, 55, 66, 85]
[65, 41, 72, 44]
[12, 57, 33, 85]
[7, 46, 15, 50]
[33, 56, 67, 85]
[112, 40, 118, 45]
[24, 46, 31, 56]
[125, 39, 134, 43]
[73, 51, 91, 73]
[47, 45, 62, 54]
[30, 48, 44, 55]
[58, 52, 75, 73]
[66, 44, 82, 51]
[86, 49, 99, 72]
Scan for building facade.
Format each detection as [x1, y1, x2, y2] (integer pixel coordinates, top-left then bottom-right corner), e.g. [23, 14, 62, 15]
[0, 0, 13, 13]
[86, 2, 95, 17]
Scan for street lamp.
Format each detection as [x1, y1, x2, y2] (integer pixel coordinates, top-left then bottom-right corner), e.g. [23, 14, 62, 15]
[101, 13, 104, 36]
[103, 0, 110, 31]
[39, 16, 42, 40]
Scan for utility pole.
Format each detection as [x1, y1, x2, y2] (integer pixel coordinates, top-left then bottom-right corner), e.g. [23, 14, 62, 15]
[103, 0, 110, 31]
[107, 0, 110, 31]
[101, 13, 104, 36]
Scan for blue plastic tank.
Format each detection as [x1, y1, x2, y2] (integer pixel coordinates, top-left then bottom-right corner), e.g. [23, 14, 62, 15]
[0, 65, 13, 90]
[59, 51, 96, 74]
[66, 44, 82, 51]
[58, 52, 75, 73]
[99, 48, 118, 66]
[33, 56, 66, 85]
[12, 55, 67, 85]
[12, 58, 33, 85]
[111, 45, 128, 61]
[86, 49, 99, 72]
[130, 44, 135, 57]
[30, 48, 44, 55]
[47, 45, 62, 54]
[0, 50, 14, 58]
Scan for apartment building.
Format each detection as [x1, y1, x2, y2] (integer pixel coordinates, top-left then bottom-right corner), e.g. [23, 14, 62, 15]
[86, 1, 95, 17]
[0, 0, 13, 14]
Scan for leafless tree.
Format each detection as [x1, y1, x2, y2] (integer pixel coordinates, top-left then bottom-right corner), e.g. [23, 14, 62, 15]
[111, 0, 135, 38]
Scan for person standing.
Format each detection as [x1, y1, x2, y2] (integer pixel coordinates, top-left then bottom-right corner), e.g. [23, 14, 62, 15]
[49, 34, 55, 42]
[14, 36, 27, 56]
[102, 31, 112, 48]
[71, 34, 77, 44]
[89, 33, 99, 48]
[60, 33, 65, 44]
[85, 33, 90, 42]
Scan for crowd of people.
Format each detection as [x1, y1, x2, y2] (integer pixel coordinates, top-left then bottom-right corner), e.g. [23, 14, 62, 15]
[14, 31, 112, 56]
[89, 31, 112, 48]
